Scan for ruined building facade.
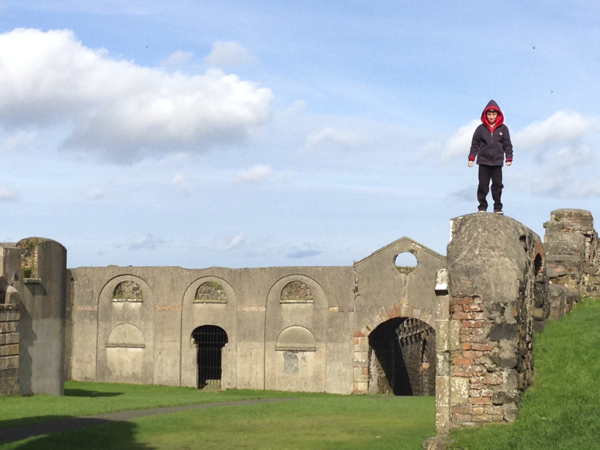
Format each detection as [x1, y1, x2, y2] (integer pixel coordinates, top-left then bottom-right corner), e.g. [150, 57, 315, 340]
[2, 208, 599, 446]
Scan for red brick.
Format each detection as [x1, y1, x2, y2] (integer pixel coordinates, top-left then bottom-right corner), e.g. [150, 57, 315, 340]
[354, 331, 365, 337]
[451, 369, 472, 377]
[470, 397, 491, 405]
[462, 343, 472, 350]
[453, 304, 463, 312]
[470, 343, 495, 351]
[464, 304, 484, 312]
[454, 297, 474, 305]
[452, 357, 473, 365]
[452, 312, 469, 320]
[462, 320, 484, 328]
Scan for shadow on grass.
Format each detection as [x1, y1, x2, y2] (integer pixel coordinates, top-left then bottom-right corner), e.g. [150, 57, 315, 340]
[2, 418, 156, 450]
[64, 389, 122, 398]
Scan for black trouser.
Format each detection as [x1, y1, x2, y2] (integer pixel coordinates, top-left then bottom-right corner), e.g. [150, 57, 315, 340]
[477, 164, 503, 211]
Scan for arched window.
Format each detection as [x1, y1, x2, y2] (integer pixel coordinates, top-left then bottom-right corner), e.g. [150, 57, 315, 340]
[113, 281, 143, 302]
[280, 281, 313, 303]
[195, 282, 227, 303]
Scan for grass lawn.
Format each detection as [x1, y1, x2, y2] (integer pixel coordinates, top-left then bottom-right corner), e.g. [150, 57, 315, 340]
[449, 298, 600, 450]
[1, 383, 435, 449]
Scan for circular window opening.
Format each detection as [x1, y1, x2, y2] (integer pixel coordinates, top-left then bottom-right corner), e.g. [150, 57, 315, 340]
[394, 252, 417, 275]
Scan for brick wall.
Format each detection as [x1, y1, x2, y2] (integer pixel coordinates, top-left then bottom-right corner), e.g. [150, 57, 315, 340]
[0, 303, 20, 395]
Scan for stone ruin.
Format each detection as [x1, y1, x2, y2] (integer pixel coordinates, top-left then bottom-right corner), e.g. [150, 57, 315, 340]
[425, 208, 600, 449]
[2, 208, 600, 450]
[0, 238, 67, 397]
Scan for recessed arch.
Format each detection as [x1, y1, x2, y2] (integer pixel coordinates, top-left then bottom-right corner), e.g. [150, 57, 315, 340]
[275, 326, 316, 352]
[106, 323, 145, 348]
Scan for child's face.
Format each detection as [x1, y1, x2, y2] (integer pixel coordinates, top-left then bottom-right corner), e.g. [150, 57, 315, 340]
[487, 110, 498, 124]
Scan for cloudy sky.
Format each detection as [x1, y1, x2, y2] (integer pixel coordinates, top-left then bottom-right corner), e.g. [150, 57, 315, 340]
[1, 1, 599, 269]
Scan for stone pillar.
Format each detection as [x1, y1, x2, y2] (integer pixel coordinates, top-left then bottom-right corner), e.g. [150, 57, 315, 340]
[543, 209, 600, 299]
[16, 238, 67, 396]
[444, 213, 544, 427]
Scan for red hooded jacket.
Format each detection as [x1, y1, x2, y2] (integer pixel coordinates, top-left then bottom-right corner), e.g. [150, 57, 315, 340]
[468, 100, 513, 166]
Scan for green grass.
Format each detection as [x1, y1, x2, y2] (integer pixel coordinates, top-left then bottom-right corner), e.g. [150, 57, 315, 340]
[449, 298, 600, 450]
[0, 382, 292, 428]
[1, 384, 435, 449]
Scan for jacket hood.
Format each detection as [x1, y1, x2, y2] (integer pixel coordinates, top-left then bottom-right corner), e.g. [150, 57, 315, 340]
[481, 99, 504, 130]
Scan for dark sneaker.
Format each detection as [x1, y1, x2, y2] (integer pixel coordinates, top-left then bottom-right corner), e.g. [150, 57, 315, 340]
[494, 210, 504, 215]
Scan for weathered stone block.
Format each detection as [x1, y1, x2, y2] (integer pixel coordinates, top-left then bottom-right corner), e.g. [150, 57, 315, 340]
[449, 320, 461, 351]
[450, 377, 469, 405]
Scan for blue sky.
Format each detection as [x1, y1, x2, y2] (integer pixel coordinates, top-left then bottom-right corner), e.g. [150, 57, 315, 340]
[1, 1, 599, 268]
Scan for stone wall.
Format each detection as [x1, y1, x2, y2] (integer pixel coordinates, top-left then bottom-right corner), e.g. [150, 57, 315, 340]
[0, 303, 20, 395]
[0, 245, 22, 396]
[544, 209, 600, 300]
[435, 213, 545, 436]
[68, 236, 445, 396]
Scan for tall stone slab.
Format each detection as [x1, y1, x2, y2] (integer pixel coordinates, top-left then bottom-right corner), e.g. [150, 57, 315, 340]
[16, 238, 67, 396]
[543, 209, 600, 299]
[438, 213, 545, 432]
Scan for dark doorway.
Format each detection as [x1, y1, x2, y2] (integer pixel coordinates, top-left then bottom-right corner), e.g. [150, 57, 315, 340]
[192, 325, 228, 390]
[368, 317, 435, 396]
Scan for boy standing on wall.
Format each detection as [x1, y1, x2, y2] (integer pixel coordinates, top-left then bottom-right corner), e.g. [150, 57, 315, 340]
[468, 100, 513, 214]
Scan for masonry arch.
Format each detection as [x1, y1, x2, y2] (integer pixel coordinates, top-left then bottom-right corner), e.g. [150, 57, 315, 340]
[368, 317, 435, 396]
[105, 324, 145, 384]
[192, 325, 228, 390]
[97, 274, 155, 385]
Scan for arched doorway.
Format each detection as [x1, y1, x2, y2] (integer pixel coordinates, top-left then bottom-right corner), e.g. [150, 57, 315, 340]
[192, 325, 228, 390]
[368, 318, 435, 396]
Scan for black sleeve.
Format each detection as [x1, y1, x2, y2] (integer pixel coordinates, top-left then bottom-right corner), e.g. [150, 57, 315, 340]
[502, 126, 513, 161]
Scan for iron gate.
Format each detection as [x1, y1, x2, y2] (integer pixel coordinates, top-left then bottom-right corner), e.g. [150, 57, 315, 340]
[192, 325, 228, 390]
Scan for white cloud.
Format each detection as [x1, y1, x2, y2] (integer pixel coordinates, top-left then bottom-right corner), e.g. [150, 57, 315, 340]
[171, 174, 191, 192]
[437, 120, 479, 162]
[205, 41, 257, 68]
[2, 130, 37, 152]
[222, 234, 245, 250]
[0, 185, 18, 201]
[160, 50, 193, 67]
[85, 187, 106, 200]
[508, 111, 600, 198]
[129, 233, 166, 250]
[514, 111, 600, 152]
[0, 29, 273, 163]
[287, 246, 322, 259]
[304, 127, 369, 151]
[234, 164, 273, 184]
